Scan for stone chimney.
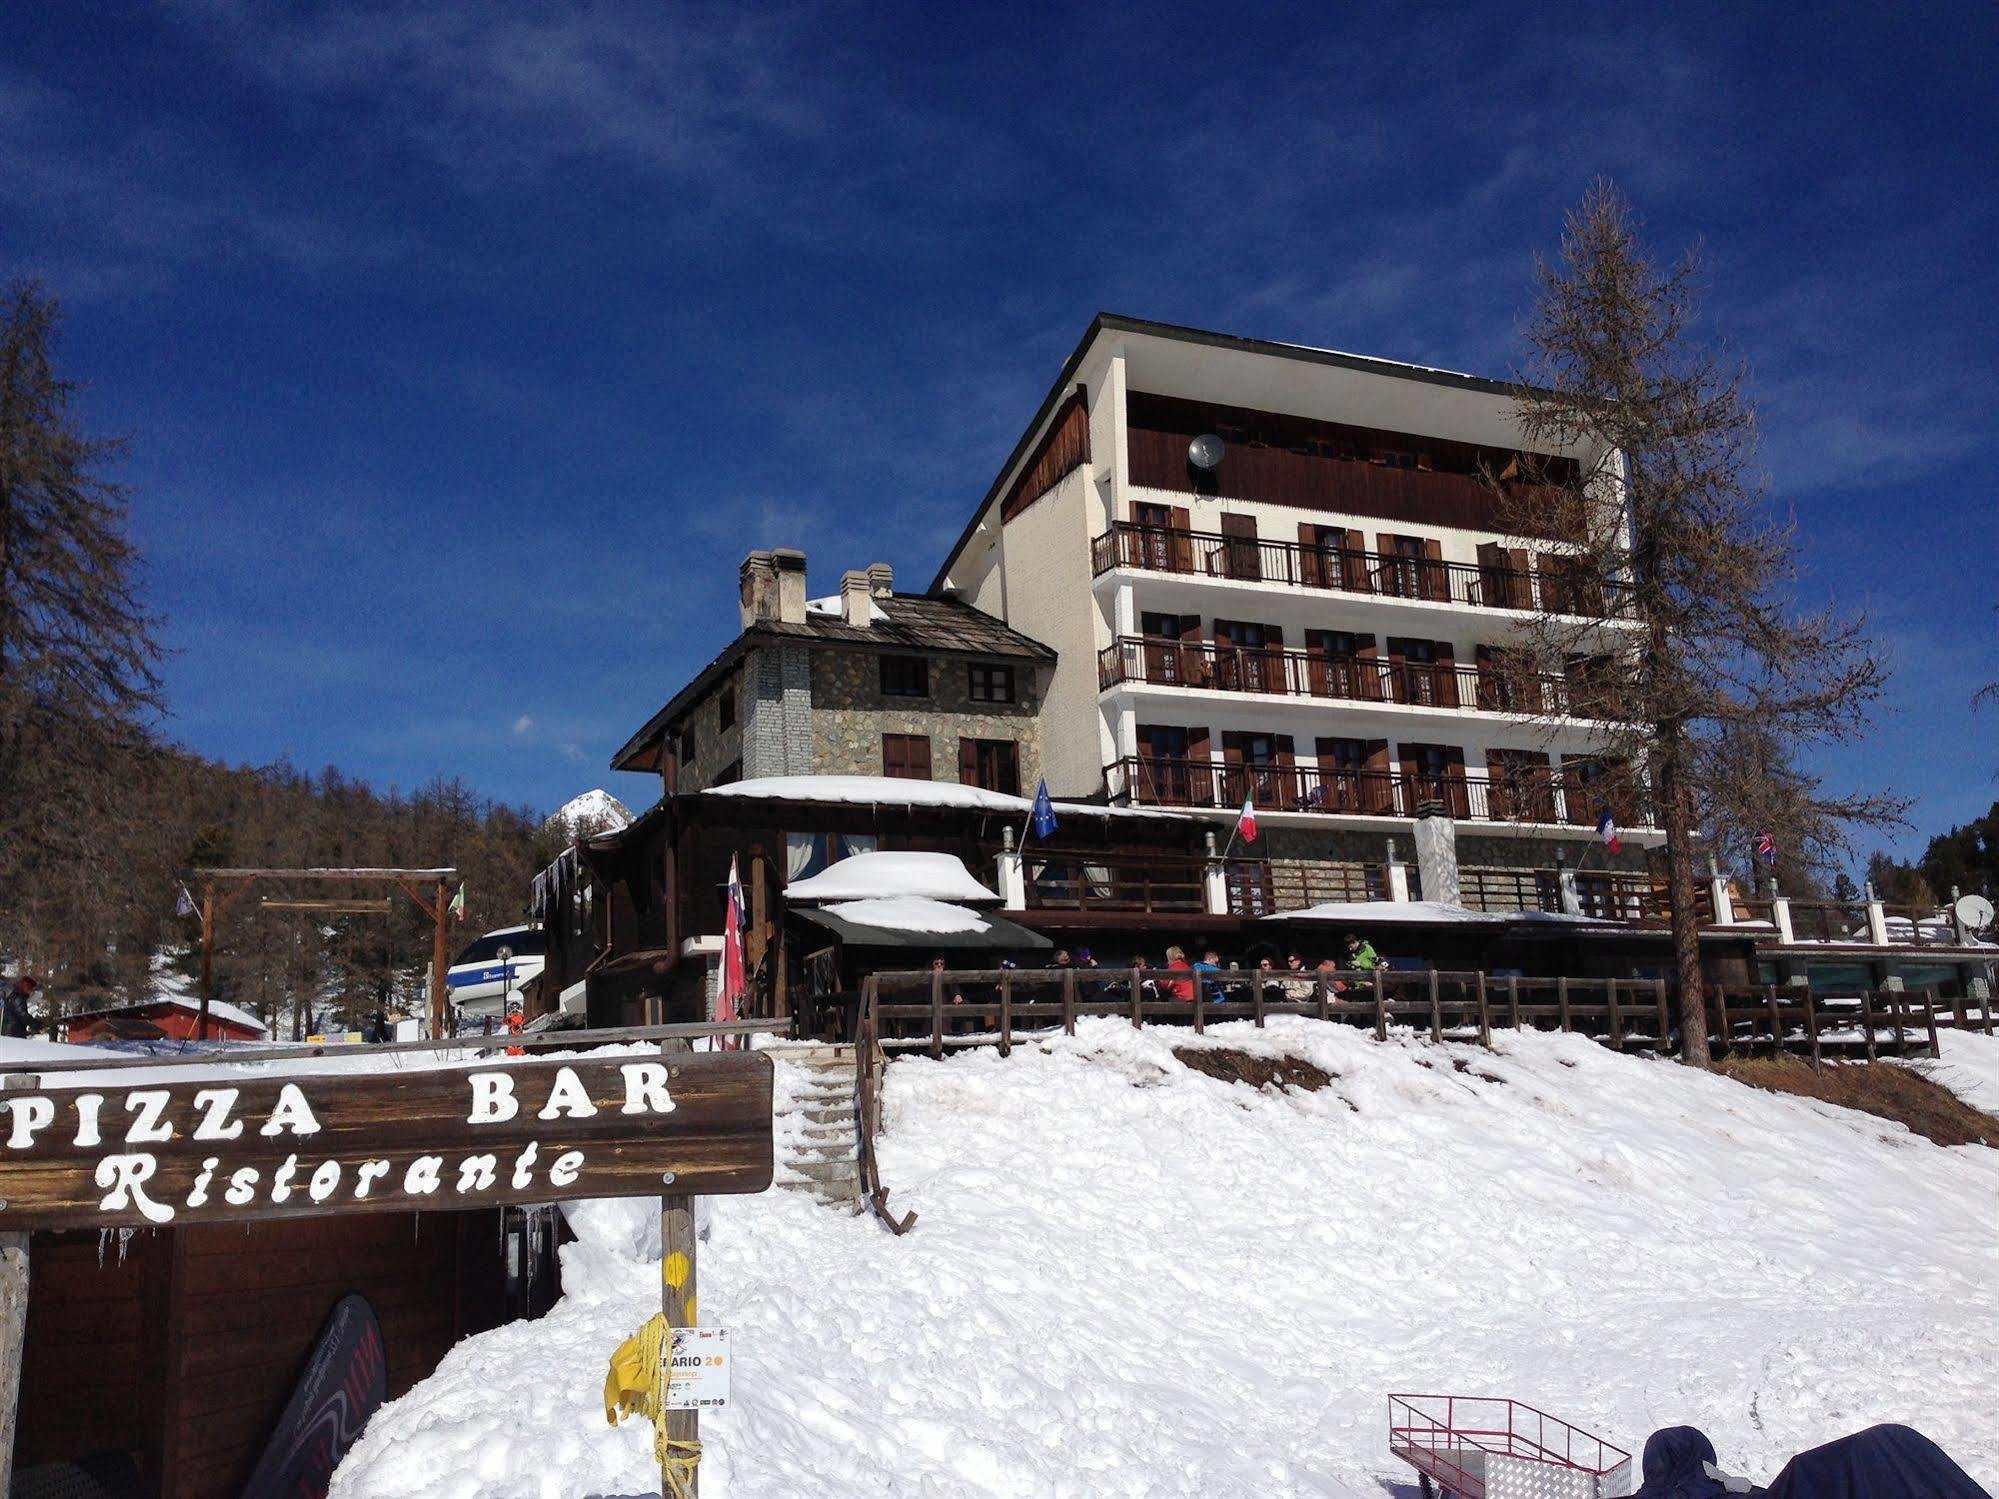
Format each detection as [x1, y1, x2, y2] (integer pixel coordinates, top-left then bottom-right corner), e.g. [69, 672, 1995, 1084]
[866, 561, 894, 598]
[839, 568, 875, 627]
[771, 547, 808, 624]
[1413, 800, 1461, 907]
[738, 550, 777, 627]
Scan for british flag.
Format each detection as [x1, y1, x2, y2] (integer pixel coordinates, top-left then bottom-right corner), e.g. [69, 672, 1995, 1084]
[1754, 830, 1777, 867]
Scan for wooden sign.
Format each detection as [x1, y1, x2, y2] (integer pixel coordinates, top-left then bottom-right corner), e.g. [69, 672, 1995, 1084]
[0, 1052, 773, 1230]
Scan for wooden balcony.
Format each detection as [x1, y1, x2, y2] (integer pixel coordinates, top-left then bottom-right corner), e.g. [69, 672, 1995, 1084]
[1092, 522, 1627, 616]
[1107, 754, 1653, 828]
[1098, 635, 1614, 718]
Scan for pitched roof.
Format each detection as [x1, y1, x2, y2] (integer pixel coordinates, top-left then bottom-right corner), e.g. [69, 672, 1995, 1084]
[609, 595, 1053, 772]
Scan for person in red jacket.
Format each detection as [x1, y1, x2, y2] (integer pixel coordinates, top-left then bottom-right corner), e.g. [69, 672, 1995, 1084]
[1161, 946, 1195, 1003]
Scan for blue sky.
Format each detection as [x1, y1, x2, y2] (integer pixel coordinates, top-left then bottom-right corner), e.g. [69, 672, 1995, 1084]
[4, 2, 1993, 856]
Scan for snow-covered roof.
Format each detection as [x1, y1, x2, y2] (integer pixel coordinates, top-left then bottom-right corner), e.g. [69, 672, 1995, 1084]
[1269, 900, 1611, 928]
[785, 851, 1001, 906]
[155, 994, 269, 1033]
[819, 897, 995, 935]
[698, 775, 1184, 821]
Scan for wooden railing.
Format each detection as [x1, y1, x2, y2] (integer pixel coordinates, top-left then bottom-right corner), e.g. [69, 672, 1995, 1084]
[854, 980, 915, 1235]
[1017, 853, 1207, 914]
[858, 969, 1974, 1065]
[1098, 635, 1616, 719]
[1090, 522, 1634, 618]
[1107, 754, 1652, 828]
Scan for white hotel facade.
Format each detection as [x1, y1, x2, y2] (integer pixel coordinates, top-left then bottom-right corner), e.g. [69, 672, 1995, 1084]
[932, 314, 1655, 877]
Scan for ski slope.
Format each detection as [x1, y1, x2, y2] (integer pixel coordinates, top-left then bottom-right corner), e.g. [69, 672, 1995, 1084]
[330, 1021, 1999, 1498]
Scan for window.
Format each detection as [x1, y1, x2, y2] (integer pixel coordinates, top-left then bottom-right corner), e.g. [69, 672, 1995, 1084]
[960, 738, 1020, 796]
[678, 726, 696, 766]
[882, 733, 932, 780]
[968, 664, 1016, 703]
[717, 683, 736, 731]
[714, 759, 741, 787]
[880, 656, 929, 698]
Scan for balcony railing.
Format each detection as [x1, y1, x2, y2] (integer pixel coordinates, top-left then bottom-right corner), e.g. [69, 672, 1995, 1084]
[1107, 754, 1652, 828]
[1092, 522, 1628, 616]
[1098, 635, 1616, 717]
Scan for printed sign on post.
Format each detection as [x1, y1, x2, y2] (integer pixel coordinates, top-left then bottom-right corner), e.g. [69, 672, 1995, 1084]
[663, 1327, 731, 1411]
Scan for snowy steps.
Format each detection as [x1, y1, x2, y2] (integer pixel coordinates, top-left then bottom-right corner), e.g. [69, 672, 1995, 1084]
[766, 1041, 863, 1213]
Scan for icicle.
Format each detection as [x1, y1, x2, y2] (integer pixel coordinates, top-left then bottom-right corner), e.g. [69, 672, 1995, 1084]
[97, 1229, 110, 1268]
[117, 1226, 134, 1266]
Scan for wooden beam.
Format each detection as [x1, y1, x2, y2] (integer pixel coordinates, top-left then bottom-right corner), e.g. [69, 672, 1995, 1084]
[431, 877, 451, 1041]
[0, 1073, 37, 1499]
[193, 868, 459, 881]
[258, 899, 395, 914]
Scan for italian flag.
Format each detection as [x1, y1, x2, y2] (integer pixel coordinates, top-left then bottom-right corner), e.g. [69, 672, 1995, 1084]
[1235, 796, 1258, 844]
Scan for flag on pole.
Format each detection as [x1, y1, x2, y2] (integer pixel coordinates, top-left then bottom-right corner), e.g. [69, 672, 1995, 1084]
[1595, 810, 1623, 856]
[719, 855, 746, 1032]
[1754, 830, 1777, 867]
[448, 884, 466, 922]
[1030, 778, 1059, 840]
[175, 885, 196, 918]
[1235, 795, 1259, 845]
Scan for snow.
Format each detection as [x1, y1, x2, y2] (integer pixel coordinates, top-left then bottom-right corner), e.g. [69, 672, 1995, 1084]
[547, 789, 634, 831]
[699, 774, 1185, 820]
[1907, 1028, 1999, 1115]
[1280, 899, 1509, 925]
[331, 1020, 1999, 1499]
[785, 850, 1000, 906]
[818, 896, 994, 935]
[137, 956, 269, 1032]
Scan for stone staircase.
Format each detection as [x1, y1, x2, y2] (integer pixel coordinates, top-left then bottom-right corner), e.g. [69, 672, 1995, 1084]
[765, 1041, 862, 1213]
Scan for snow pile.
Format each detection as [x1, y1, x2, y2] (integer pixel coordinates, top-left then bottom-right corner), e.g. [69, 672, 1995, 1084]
[784, 850, 1000, 906]
[819, 896, 993, 935]
[1909, 1029, 1999, 1115]
[546, 789, 634, 833]
[330, 1023, 1999, 1499]
[700, 774, 1183, 820]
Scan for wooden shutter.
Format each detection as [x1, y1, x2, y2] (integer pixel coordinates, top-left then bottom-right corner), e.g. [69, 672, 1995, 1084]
[1220, 512, 1260, 581]
[1188, 725, 1214, 807]
[1385, 637, 1409, 703]
[1476, 542, 1506, 608]
[1355, 633, 1382, 700]
[1474, 643, 1498, 710]
[958, 738, 979, 786]
[1445, 745, 1470, 817]
[1262, 623, 1285, 696]
[1377, 533, 1400, 595]
[1299, 522, 1325, 587]
[1433, 640, 1459, 708]
[1169, 506, 1194, 572]
[1505, 547, 1533, 609]
[1342, 528, 1370, 592]
[1274, 733, 1297, 809]
[1420, 538, 1448, 602]
[1364, 738, 1393, 814]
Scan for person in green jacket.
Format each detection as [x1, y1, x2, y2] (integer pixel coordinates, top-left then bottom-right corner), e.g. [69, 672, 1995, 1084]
[1344, 932, 1380, 971]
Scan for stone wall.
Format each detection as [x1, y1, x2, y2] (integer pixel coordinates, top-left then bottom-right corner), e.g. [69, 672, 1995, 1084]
[674, 663, 744, 794]
[742, 643, 813, 780]
[810, 649, 1044, 786]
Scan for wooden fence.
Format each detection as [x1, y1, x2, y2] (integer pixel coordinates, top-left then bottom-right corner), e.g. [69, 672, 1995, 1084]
[857, 968, 1983, 1066]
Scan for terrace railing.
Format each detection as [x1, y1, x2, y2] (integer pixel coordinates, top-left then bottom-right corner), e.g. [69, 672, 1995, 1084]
[1107, 754, 1653, 828]
[1098, 636, 1613, 718]
[1091, 522, 1634, 618]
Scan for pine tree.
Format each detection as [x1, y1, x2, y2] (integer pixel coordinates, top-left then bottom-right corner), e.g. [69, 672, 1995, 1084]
[0, 279, 166, 988]
[1497, 183, 1903, 1065]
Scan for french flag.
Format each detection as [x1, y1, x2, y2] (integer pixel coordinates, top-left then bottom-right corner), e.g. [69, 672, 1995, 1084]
[1235, 796, 1258, 844]
[1596, 809, 1623, 856]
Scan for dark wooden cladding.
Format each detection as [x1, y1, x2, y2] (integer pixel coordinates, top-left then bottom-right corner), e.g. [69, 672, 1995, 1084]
[0, 1052, 773, 1231]
[1125, 389, 1576, 539]
[1000, 382, 1090, 521]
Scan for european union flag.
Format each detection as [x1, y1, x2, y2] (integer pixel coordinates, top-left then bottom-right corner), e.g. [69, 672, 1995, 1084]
[1031, 778, 1059, 840]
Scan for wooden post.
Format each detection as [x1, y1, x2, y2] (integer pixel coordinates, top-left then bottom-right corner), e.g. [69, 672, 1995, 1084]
[1653, 978, 1670, 1051]
[658, 1041, 699, 1496]
[1923, 987, 1941, 1059]
[1062, 968, 1077, 1036]
[431, 876, 451, 1041]
[1509, 974, 1522, 1033]
[1252, 975, 1265, 1028]
[1427, 970, 1442, 1044]
[998, 972, 1012, 1058]
[1372, 969, 1387, 1042]
[197, 885, 216, 1042]
[1192, 982, 1205, 1036]
[1316, 972, 1330, 1023]
[1605, 978, 1623, 1052]
[1857, 989, 1878, 1062]
[930, 969, 945, 1060]
[0, 1073, 39, 1498]
[1474, 971, 1491, 1048]
[1715, 989, 1734, 1058]
[1129, 968, 1142, 1028]
[1765, 985, 1783, 1057]
[1803, 989, 1822, 1069]
[1556, 976, 1571, 1033]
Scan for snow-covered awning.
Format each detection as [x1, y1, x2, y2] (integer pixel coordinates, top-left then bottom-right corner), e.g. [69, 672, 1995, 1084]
[793, 897, 1051, 951]
[1267, 900, 1611, 928]
[784, 851, 1000, 906]
[695, 775, 1185, 821]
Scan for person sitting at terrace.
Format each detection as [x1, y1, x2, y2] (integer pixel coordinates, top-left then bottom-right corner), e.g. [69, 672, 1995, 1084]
[1194, 948, 1226, 1002]
[1077, 948, 1099, 969]
[1345, 932, 1381, 971]
[1052, 949, 1074, 968]
[1279, 953, 1317, 1001]
[1314, 957, 1348, 997]
[1162, 947, 1194, 1002]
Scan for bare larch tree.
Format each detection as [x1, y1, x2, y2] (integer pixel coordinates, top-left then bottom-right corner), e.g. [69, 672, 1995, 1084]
[1495, 182, 1901, 1065]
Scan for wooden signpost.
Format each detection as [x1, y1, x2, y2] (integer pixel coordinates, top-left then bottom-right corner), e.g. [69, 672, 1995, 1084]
[0, 1052, 772, 1232]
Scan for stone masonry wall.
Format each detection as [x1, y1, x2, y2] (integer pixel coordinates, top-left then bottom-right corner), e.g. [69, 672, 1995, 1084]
[674, 663, 744, 794]
[741, 643, 812, 781]
[811, 649, 1044, 786]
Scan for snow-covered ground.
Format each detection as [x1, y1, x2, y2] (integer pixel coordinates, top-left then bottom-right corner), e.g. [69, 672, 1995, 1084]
[331, 1022, 1999, 1499]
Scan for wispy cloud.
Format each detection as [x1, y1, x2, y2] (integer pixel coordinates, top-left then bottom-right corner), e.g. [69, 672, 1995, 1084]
[511, 714, 534, 736]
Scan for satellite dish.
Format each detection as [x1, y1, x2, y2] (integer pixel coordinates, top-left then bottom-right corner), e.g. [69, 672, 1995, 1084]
[1954, 893, 1994, 931]
[1187, 433, 1226, 470]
